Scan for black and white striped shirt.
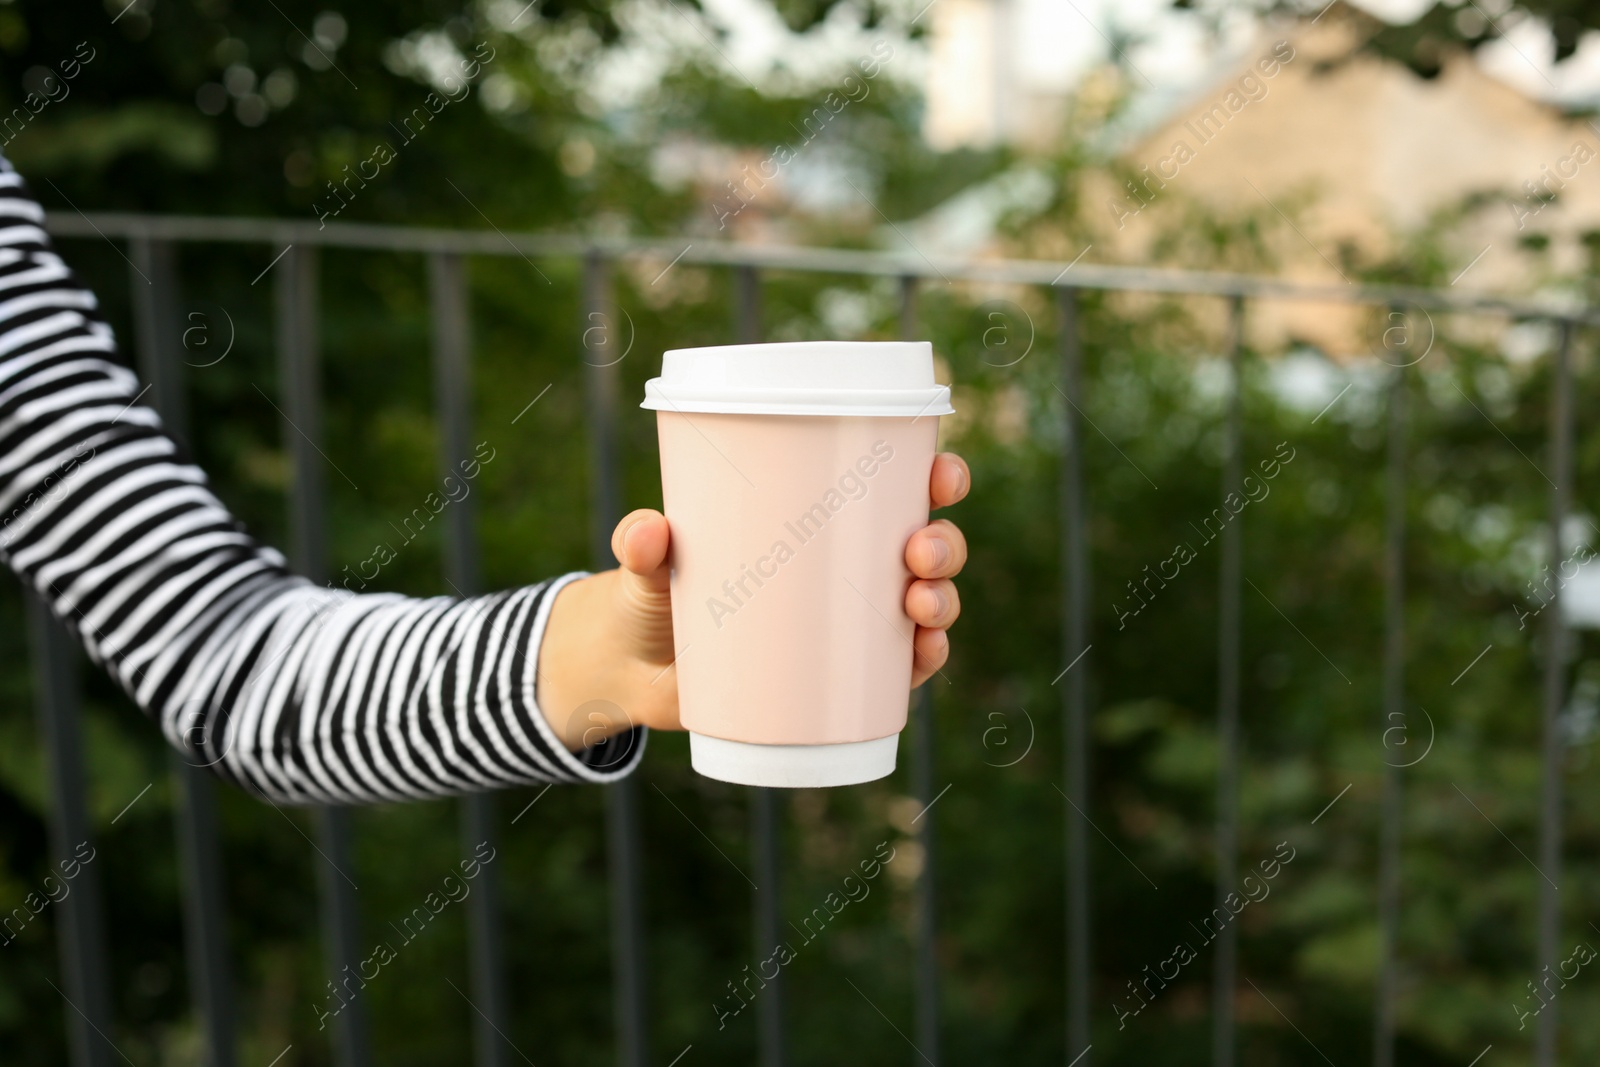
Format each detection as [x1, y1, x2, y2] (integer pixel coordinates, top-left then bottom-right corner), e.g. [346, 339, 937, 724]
[0, 158, 644, 804]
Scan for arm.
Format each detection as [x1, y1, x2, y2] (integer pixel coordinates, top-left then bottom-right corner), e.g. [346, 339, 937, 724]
[0, 159, 642, 805]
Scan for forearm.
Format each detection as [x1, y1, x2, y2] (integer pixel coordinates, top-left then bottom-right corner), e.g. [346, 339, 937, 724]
[182, 575, 642, 802]
[0, 157, 643, 805]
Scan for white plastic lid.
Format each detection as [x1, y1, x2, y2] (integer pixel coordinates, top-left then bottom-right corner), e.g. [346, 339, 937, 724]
[641, 340, 954, 418]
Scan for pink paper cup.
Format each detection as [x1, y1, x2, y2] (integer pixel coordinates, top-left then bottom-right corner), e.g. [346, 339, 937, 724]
[642, 341, 954, 787]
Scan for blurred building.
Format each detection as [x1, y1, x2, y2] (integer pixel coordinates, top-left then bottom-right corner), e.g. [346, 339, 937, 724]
[923, 0, 1600, 356]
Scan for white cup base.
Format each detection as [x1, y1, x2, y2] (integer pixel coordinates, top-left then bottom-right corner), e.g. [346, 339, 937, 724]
[689, 733, 899, 788]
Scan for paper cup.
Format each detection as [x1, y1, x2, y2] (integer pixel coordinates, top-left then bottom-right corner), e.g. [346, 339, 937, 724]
[642, 341, 954, 788]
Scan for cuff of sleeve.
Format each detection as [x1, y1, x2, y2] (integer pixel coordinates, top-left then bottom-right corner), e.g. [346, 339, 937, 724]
[523, 570, 649, 783]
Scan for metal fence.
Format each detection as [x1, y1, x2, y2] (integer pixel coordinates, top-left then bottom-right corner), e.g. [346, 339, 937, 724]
[23, 210, 1586, 1067]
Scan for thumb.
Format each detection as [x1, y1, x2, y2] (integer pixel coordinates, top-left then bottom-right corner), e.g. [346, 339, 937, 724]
[611, 509, 671, 598]
[610, 509, 674, 665]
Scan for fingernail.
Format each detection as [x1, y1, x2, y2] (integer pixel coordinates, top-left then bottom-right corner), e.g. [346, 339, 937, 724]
[933, 587, 950, 616]
[618, 519, 644, 559]
[930, 537, 951, 570]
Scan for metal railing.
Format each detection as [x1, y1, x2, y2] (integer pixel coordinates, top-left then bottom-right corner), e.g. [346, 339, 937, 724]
[23, 210, 1585, 1067]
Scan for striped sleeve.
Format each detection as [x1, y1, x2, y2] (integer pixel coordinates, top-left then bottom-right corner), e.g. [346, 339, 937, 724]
[0, 159, 645, 805]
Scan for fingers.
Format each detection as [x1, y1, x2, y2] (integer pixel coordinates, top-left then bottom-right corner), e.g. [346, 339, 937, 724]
[912, 454, 966, 688]
[611, 509, 671, 595]
[930, 452, 971, 510]
[911, 626, 949, 688]
[906, 519, 967, 580]
[905, 577, 960, 630]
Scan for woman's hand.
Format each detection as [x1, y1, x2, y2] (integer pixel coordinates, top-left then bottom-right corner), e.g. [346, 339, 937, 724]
[536, 452, 972, 751]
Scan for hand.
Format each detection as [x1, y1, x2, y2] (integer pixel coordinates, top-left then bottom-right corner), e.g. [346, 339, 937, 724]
[535, 452, 972, 751]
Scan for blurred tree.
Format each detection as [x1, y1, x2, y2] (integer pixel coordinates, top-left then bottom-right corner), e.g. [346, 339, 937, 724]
[1, 3, 1597, 1067]
[1175, 0, 1600, 78]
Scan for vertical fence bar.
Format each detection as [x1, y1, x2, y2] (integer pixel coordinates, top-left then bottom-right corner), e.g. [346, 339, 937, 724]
[168, 758, 236, 1067]
[734, 263, 762, 350]
[129, 239, 189, 445]
[312, 811, 366, 1067]
[1056, 286, 1092, 1065]
[902, 274, 941, 1065]
[27, 593, 114, 1067]
[1535, 319, 1574, 1067]
[733, 263, 787, 1067]
[275, 243, 371, 1067]
[428, 252, 512, 1067]
[130, 236, 238, 1067]
[275, 242, 327, 619]
[897, 275, 916, 343]
[583, 250, 651, 1067]
[1373, 331, 1407, 1067]
[749, 790, 783, 1067]
[909, 690, 939, 1063]
[1213, 295, 1244, 1067]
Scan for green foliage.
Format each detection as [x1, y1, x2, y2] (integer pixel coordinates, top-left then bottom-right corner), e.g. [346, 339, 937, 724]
[2, 3, 1598, 1067]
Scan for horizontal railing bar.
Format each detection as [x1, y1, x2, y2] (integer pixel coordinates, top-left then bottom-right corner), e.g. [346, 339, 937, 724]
[42, 212, 1595, 325]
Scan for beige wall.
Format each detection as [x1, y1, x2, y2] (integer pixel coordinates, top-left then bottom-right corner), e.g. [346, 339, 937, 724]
[1106, 13, 1600, 355]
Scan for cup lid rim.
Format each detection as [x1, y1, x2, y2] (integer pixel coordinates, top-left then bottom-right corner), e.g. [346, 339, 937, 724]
[640, 340, 954, 418]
